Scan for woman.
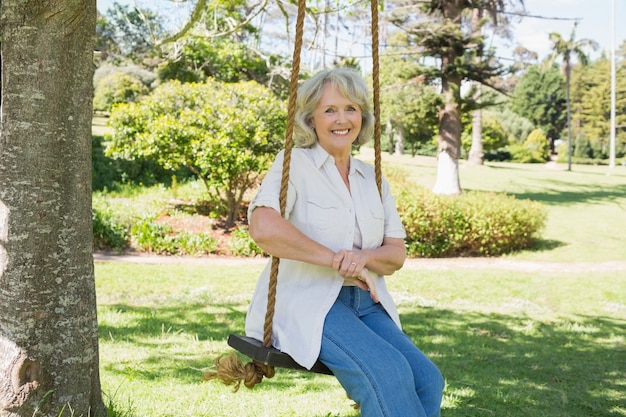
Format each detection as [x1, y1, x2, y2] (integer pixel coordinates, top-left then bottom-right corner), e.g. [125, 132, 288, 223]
[246, 68, 444, 417]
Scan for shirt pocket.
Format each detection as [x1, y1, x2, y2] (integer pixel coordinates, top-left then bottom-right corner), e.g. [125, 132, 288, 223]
[306, 198, 343, 231]
[359, 203, 385, 246]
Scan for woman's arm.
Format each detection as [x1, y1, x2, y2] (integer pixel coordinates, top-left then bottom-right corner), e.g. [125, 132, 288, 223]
[248, 206, 336, 268]
[333, 237, 406, 277]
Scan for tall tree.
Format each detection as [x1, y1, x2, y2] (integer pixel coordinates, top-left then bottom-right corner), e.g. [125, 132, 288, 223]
[97, 2, 165, 63]
[388, 0, 520, 194]
[570, 55, 626, 159]
[510, 63, 567, 145]
[548, 23, 598, 170]
[0, 2, 105, 416]
[467, 2, 524, 165]
[468, 7, 486, 165]
[379, 51, 441, 157]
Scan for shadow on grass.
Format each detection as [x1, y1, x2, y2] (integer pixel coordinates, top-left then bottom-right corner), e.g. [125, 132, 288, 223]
[466, 169, 626, 207]
[405, 308, 625, 417]
[99, 302, 625, 417]
[98, 301, 328, 390]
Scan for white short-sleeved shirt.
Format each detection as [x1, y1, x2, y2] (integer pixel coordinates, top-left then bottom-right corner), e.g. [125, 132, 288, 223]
[245, 143, 406, 369]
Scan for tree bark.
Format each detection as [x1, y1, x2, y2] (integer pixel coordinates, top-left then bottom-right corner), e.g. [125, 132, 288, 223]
[395, 123, 405, 155]
[432, 1, 462, 195]
[468, 8, 484, 166]
[432, 98, 462, 195]
[468, 97, 484, 165]
[0, 1, 105, 416]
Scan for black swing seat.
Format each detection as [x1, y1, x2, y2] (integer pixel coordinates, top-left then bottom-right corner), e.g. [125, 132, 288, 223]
[228, 334, 333, 375]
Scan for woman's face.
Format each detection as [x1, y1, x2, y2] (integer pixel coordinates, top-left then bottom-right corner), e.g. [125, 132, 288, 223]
[310, 83, 362, 156]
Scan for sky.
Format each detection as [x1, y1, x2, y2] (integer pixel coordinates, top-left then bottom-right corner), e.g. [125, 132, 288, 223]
[506, 0, 625, 61]
[97, 0, 625, 63]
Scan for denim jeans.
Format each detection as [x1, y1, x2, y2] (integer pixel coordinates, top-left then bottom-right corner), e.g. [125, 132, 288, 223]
[319, 286, 444, 417]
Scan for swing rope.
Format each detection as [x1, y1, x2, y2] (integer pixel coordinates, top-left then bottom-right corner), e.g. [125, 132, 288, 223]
[264, 0, 305, 351]
[204, 0, 382, 392]
[371, 0, 382, 199]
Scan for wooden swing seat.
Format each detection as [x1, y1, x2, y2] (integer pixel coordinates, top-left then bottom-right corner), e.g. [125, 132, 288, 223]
[228, 334, 333, 375]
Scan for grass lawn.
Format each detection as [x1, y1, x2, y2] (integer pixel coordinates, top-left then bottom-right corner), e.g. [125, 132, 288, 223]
[96, 149, 626, 416]
[96, 261, 625, 417]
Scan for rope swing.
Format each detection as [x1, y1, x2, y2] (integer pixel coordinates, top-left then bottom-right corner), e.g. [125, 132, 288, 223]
[204, 0, 383, 391]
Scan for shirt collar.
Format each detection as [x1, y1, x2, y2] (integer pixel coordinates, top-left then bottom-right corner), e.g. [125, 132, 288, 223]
[309, 142, 365, 177]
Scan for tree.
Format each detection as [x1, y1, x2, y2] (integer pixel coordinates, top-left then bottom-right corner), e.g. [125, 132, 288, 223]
[466, 2, 525, 165]
[548, 23, 598, 170]
[106, 79, 286, 226]
[0, 1, 106, 416]
[97, 2, 166, 64]
[388, 0, 520, 195]
[379, 53, 441, 156]
[510, 64, 567, 147]
[571, 55, 626, 159]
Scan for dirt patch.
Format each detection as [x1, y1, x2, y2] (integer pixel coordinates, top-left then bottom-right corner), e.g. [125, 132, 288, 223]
[155, 213, 242, 255]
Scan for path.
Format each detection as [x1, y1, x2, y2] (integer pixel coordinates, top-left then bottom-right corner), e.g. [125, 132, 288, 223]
[93, 252, 626, 273]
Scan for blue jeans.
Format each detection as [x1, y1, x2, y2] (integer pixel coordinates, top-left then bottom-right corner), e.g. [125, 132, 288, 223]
[319, 287, 444, 417]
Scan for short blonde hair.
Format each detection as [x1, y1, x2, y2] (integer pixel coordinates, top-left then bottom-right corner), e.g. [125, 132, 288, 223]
[293, 68, 375, 148]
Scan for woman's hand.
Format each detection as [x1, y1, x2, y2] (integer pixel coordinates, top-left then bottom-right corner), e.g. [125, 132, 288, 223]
[358, 268, 379, 303]
[333, 250, 379, 303]
[341, 268, 378, 303]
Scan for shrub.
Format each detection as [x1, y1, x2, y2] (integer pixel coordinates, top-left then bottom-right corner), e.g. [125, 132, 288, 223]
[493, 107, 534, 145]
[130, 217, 217, 255]
[228, 225, 264, 257]
[461, 116, 509, 154]
[92, 206, 129, 251]
[94, 72, 148, 112]
[510, 129, 550, 163]
[93, 64, 156, 89]
[106, 79, 287, 226]
[397, 186, 547, 257]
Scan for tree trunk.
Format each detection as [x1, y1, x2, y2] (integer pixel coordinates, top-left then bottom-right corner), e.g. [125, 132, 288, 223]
[432, 98, 462, 195]
[468, 8, 484, 166]
[468, 97, 484, 165]
[0, 2, 105, 417]
[395, 124, 405, 155]
[432, 2, 462, 195]
[385, 119, 393, 154]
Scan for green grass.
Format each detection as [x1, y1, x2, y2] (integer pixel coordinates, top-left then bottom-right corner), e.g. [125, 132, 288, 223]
[96, 150, 626, 416]
[96, 262, 626, 417]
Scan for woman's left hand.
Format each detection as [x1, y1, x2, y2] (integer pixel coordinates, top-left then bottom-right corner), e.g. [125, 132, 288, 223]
[358, 268, 379, 303]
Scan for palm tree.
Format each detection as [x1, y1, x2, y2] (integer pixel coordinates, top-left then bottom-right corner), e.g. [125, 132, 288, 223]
[549, 23, 598, 170]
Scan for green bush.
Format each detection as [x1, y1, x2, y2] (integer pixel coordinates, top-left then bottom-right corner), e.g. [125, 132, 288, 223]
[510, 129, 550, 163]
[94, 72, 148, 112]
[397, 186, 547, 257]
[461, 117, 509, 154]
[177, 231, 219, 256]
[228, 225, 264, 257]
[106, 79, 287, 226]
[92, 206, 129, 251]
[130, 217, 217, 256]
